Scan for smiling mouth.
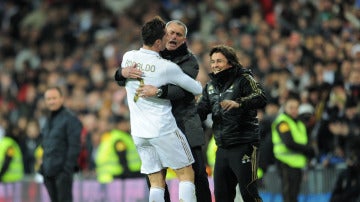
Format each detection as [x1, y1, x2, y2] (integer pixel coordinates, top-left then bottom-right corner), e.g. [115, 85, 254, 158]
[213, 68, 222, 74]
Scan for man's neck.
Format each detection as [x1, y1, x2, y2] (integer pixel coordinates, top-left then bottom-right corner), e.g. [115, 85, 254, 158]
[143, 45, 160, 53]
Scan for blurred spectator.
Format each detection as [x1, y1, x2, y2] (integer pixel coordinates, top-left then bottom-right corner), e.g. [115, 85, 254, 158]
[257, 96, 279, 181]
[330, 139, 360, 202]
[315, 81, 349, 166]
[329, 97, 360, 155]
[23, 118, 41, 174]
[78, 112, 99, 173]
[7, 117, 28, 157]
[93, 115, 142, 201]
[298, 103, 316, 133]
[347, 68, 360, 100]
[95, 115, 142, 183]
[0, 127, 24, 183]
[271, 92, 315, 202]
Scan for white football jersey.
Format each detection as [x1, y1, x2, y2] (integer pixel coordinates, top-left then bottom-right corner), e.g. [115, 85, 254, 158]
[122, 48, 202, 138]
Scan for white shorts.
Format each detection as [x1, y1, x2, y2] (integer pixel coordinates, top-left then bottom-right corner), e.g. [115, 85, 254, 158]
[133, 129, 194, 174]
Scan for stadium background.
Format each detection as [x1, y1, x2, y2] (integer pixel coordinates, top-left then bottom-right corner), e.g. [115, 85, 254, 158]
[1, 0, 360, 201]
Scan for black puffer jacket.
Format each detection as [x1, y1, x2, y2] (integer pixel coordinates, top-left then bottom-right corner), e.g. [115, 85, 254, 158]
[159, 43, 205, 147]
[197, 66, 267, 148]
[41, 106, 82, 177]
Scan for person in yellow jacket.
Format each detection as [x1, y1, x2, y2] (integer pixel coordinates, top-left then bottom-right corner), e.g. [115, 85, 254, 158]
[95, 116, 142, 184]
[34, 145, 43, 173]
[0, 133, 24, 183]
[206, 135, 217, 177]
[271, 92, 315, 202]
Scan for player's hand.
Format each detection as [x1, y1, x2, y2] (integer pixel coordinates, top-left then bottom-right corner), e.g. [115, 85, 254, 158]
[137, 84, 157, 97]
[220, 100, 240, 111]
[122, 64, 143, 79]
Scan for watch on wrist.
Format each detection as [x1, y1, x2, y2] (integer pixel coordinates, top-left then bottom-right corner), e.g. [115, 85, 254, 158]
[156, 88, 163, 97]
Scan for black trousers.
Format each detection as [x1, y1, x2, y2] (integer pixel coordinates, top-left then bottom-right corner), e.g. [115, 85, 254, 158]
[214, 144, 262, 202]
[276, 161, 303, 202]
[146, 146, 211, 202]
[44, 172, 73, 202]
[191, 146, 212, 202]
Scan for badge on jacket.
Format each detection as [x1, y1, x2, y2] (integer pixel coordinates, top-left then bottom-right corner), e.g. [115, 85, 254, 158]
[279, 122, 290, 133]
[115, 141, 126, 152]
[6, 147, 15, 157]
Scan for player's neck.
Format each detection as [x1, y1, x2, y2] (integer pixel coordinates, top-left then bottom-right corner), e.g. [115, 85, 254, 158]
[143, 45, 160, 53]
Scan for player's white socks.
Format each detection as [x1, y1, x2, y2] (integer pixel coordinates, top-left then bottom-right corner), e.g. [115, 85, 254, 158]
[179, 181, 197, 202]
[149, 187, 165, 202]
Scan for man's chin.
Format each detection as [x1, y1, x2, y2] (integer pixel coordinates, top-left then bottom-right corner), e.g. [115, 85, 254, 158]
[166, 44, 177, 50]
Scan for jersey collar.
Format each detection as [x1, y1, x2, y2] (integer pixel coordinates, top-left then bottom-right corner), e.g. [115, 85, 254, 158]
[140, 48, 160, 57]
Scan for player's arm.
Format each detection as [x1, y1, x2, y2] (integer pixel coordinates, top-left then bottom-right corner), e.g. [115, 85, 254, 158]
[114, 64, 143, 86]
[135, 62, 199, 100]
[165, 63, 202, 95]
[136, 63, 202, 98]
[159, 58, 199, 100]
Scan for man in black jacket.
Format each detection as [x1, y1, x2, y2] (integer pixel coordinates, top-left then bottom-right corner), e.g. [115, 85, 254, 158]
[40, 86, 82, 202]
[197, 45, 267, 202]
[115, 20, 211, 202]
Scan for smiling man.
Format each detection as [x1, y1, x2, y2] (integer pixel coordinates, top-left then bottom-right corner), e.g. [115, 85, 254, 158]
[197, 45, 267, 202]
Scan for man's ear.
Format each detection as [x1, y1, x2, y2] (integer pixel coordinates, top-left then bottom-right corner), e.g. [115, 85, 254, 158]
[155, 39, 162, 48]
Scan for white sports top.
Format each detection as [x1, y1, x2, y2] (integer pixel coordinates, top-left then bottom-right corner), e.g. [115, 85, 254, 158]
[122, 48, 202, 138]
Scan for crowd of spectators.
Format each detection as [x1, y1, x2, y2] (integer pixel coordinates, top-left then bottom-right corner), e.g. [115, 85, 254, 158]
[1, 0, 360, 179]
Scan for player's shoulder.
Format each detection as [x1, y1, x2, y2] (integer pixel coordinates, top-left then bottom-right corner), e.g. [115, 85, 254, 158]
[158, 57, 179, 68]
[158, 57, 172, 64]
[123, 49, 138, 57]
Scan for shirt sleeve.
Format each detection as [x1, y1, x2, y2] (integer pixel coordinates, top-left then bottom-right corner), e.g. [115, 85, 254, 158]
[165, 63, 202, 95]
[64, 115, 82, 174]
[161, 59, 199, 101]
[197, 84, 212, 121]
[114, 68, 126, 86]
[276, 121, 315, 158]
[237, 73, 267, 110]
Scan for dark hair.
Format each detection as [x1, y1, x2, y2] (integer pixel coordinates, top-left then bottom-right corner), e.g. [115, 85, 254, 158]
[209, 45, 242, 68]
[141, 16, 166, 46]
[45, 86, 63, 96]
[286, 91, 301, 102]
[345, 96, 358, 108]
